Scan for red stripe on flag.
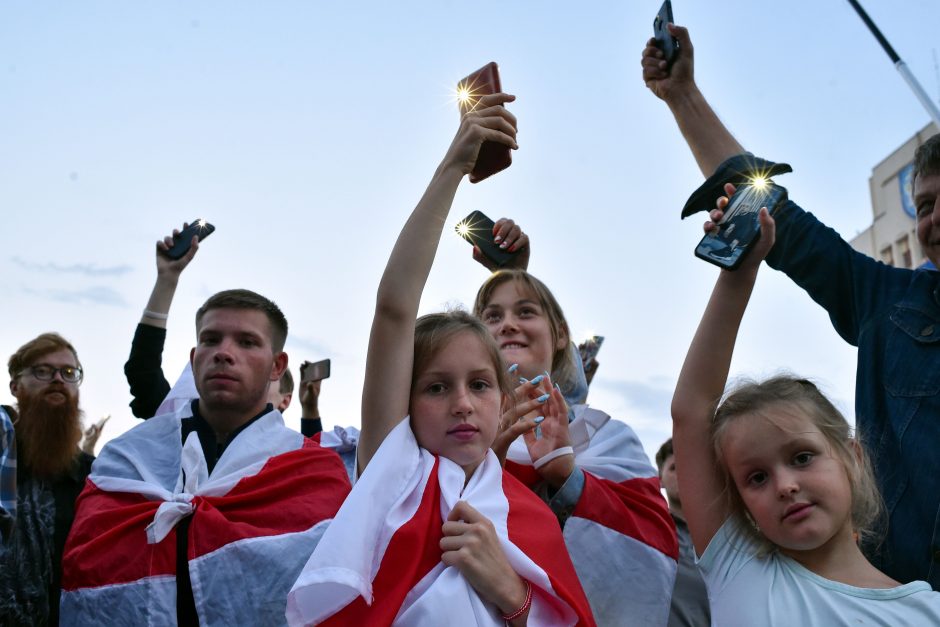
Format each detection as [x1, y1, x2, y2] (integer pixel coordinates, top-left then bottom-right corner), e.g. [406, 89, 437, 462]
[573, 474, 678, 560]
[62, 481, 175, 590]
[320, 459, 444, 626]
[503, 473, 597, 626]
[189, 440, 350, 559]
[505, 460, 542, 488]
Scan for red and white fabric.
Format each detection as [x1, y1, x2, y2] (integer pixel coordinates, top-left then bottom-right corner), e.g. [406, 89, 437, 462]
[60, 404, 351, 626]
[506, 405, 679, 627]
[286, 417, 596, 627]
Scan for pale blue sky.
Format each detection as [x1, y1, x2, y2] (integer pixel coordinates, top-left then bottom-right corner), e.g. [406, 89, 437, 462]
[2, 1, 938, 458]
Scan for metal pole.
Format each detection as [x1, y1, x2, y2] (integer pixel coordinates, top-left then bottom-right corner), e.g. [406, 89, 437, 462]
[846, 0, 940, 129]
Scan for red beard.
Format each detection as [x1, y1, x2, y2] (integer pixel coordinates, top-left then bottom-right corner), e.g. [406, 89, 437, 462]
[15, 386, 84, 478]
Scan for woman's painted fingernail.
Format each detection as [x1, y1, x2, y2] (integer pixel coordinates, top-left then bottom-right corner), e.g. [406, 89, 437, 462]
[530, 375, 544, 386]
[533, 416, 545, 424]
[500, 241, 509, 249]
[536, 393, 550, 403]
[519, 377, 529, 385]
[543, 370, 551, 379]
[555, 383, 562, 392]
[507, 363, 519, 374]
[494, 235, 502, 243]
[535, 425, 543, 440]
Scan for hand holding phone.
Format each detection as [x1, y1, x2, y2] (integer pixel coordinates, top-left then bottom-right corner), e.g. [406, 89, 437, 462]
[456, 210, 521, 269]
[695, 182, 787, 270]
[163, 219, 216, 260]
[457, 62, 512, 183]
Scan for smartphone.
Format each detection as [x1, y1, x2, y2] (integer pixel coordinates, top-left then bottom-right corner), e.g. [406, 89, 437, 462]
[300, 358, 331, 383]
[457, 62, 512, 183]
[579, 336, 604, 365]
[653, 0, 678, 67]
[455, 210, 520, 268]
[164, 219, 215, 260]
[694, 183, 788, 270]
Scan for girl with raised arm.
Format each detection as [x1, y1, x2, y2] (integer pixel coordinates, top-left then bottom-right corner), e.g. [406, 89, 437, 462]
[671, 190, 940, 624]
[287, 93, 594, 626]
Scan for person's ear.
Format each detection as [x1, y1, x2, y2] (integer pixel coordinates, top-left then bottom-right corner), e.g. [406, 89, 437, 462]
[271, 352, 288, 381]
[9, 379, 19, 397]
[278, 393, 292, 412]
[555, 323, 570, 352]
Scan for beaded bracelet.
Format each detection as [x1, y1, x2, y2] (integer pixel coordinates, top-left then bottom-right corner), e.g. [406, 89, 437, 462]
[501, 579, 532, 623]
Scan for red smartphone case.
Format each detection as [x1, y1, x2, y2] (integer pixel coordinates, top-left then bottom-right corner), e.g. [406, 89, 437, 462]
[457, 62, 512, 183]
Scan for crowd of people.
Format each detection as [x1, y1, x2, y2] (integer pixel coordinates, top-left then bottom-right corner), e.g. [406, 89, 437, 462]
[2, 22, 940, 626]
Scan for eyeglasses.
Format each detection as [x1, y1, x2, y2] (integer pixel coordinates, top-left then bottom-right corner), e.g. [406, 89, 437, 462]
[19, 364, 84, 384]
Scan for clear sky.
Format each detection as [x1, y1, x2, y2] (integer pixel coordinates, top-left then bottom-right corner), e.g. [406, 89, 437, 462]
[2, 1, 939, 459]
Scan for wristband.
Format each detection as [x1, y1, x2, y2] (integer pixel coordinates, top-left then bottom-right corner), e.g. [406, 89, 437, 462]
[501, 579, 532, 622]
[142, 310, 169, 320]
[533, 446, 574, 470]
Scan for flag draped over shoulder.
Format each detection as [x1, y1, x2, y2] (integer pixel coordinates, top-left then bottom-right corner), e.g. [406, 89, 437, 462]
[287, 417, 595, 627]
[506, 405, 679, 627]
[60, 405, 351, 626]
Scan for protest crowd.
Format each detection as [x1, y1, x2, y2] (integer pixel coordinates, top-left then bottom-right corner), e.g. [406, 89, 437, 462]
[2, 19, 940, 627]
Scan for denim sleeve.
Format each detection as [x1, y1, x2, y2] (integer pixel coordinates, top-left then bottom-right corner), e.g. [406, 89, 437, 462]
[124, 324, 171, 419]
[547, 467, 585, 525]
[764, 200, 913, 345]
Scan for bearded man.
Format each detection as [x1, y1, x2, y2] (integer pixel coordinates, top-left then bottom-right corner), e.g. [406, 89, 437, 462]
[0, 333, 94, 626]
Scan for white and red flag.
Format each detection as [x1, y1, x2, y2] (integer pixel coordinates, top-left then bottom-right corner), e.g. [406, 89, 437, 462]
[60, 405, 351, 626]
[506, 405, 679, 627]
[287, 418, 596, 626]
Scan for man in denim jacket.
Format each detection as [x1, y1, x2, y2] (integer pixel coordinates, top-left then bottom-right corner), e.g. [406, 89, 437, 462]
[643, 24, 940, 588]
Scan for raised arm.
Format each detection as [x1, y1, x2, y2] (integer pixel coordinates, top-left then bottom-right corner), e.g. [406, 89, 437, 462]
[642, 24, 744, 177]
[124, 225, 201, 418]
[358, 93, 518, 472]
[670, 191, 775, 553]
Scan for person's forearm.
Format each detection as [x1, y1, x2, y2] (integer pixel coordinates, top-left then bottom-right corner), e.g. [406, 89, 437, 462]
[375, 163, 464, 321]
[667, 85, 746, 177]
[673, 267, 758, 418]
[139, 275, 180, 329]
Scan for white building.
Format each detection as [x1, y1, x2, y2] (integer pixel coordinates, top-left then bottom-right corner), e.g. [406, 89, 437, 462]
[850, 121, 938, 268]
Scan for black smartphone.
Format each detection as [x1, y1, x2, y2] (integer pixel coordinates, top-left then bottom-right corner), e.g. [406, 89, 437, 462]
[694, 183, 788, 270]
[300, 358, 331, 383]
[455, 210, 520, 268]
[457, 62, 512, 183]
[164, 219, 215, 260]
[653, 0, 678, 67]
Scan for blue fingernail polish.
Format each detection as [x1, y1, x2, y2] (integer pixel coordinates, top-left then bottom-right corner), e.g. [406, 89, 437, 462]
[535, 425, 543, 440]
[530, 375, 544, 386]
[519, 377, 529, 385]
[543, 370, 551, 379]
[554, 383, 561, 392]
[507, 363, 519, 374]
[534, 416, 545, 424]
[537, 393, 550, 403]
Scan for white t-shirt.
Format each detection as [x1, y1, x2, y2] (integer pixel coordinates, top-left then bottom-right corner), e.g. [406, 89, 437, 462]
[698, 519, 940, 626]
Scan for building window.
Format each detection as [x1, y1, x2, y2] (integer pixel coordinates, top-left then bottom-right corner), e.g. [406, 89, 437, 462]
[880, 245, 895, 266]
[897, 235, 912, 268]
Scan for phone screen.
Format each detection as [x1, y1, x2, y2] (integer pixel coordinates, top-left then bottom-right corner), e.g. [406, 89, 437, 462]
[694, 183, 787, 270]
[301, 359, 331, 382]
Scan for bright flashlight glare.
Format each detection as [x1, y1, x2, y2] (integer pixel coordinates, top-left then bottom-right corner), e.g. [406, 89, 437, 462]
[454, 77, 484, 113]
[196, 218, 208, 229]
[751, 177, 768, 189]
[457, 87, 472, 104]
[456, 221, 471, 236]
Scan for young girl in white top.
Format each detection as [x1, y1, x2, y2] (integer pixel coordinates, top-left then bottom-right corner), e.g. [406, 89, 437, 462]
[671, 189, 940, 625]
[287, 93, 594, 626]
